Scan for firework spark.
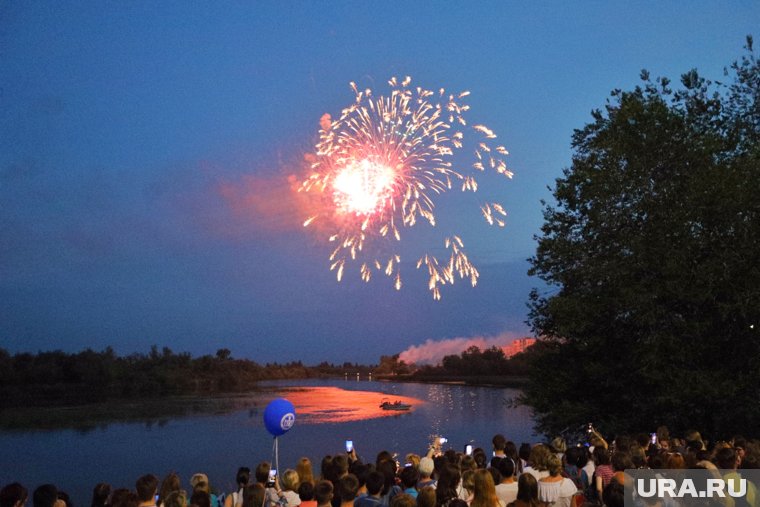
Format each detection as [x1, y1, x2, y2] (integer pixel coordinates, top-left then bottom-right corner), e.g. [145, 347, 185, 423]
[300, 77, 511, 299]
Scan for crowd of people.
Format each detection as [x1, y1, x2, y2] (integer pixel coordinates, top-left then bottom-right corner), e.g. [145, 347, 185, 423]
[2, 427, 758, 507]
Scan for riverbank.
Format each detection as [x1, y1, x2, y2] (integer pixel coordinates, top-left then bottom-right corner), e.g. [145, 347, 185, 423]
[377, 373, 529, 388]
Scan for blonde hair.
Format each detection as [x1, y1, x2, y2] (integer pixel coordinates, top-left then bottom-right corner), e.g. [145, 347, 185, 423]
[461, 470, 476, 494]
[528, 444, 552, 471]
[405, 454, 420, 469]
[296, 458, 315, 486]
[281, 469, 300, 492]
[471, 469, 499, 507]
[546, 454, 562, 476]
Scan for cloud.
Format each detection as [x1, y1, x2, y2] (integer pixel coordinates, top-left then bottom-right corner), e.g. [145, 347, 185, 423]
[216, 172, 306, 233]
[398, 331, 529, 365]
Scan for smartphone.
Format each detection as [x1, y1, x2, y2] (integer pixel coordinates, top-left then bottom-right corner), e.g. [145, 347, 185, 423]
[155, 495, 159, 503]
[404, 462, 413, 467]
[439, 437, 448, 444]
[346, 440, 354, 453]
[650, 433, 657, 445]
[465, 445, 473, 455]
[267, 469, 277, 487]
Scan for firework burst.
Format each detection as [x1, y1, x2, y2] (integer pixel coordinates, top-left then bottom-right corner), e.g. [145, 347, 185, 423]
[300, 76, 512, 299]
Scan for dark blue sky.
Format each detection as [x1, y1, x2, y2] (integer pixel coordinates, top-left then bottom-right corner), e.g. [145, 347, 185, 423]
[1, 2, 757, 363]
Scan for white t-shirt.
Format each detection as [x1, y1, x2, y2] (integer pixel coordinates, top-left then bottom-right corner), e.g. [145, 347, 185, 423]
[522, 467, 550, 481]
[537, 478, 577, 507]
[582, 461, 595, 486]
[495, 482, 518, 505]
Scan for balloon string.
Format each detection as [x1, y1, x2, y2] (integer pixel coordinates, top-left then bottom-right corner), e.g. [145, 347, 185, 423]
[275, 437, 280, 478]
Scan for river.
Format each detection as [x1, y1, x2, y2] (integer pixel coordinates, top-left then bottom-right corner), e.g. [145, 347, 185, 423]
[0, 378, 538, 505]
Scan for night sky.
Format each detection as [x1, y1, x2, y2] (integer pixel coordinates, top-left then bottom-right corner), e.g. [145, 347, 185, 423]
[1, 2, 757, 363]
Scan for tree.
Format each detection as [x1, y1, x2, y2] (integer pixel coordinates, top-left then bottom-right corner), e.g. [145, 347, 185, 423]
[216, 348, 232, 361]
[526, 37, 760, 437]
[376, 354, 411, 375]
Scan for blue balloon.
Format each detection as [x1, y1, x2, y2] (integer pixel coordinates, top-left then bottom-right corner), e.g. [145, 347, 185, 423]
[263, 398, 296, 436]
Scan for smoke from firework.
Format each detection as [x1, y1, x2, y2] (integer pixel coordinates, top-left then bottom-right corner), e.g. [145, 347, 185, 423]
[398, 333, 534, 365]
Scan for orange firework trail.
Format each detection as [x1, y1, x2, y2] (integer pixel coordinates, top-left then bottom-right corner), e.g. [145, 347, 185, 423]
[300, 76, 512, 300]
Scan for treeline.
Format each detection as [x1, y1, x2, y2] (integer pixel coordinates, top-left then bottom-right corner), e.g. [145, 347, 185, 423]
[0, 346, 361, 409]
[377, 344, 543, 384]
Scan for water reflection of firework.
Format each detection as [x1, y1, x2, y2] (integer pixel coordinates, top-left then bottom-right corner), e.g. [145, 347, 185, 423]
[300, 77, 512, 299]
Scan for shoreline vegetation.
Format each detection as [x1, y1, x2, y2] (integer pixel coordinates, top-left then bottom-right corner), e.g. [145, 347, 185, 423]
[0, 345, 531, 430]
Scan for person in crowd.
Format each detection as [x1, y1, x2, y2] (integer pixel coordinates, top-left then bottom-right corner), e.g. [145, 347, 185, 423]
[333, 457, 350, 482]
[243, 485, 265, 507]
[562, 448, 582, 490]
[298, 482, 317, 507]
[110, 490, 132, 507]
[416, 488, 435, 507]
[549, 438, 566, 462]
[253, 462, 279, 507]
[417, 459, 436, 490]
[458, 471, 475, 503]
[495, 458, 518, 506]
[592, 447, 613, 499]
[461, 456, 477, 475]
[56, 492, 71, 507]
[225, 468, 251, 507]
[684, 430, 706, 452]
[628, 445, 647, 469]
[518, 445, 531, 474]
[33, 486, 62, 507]
[503, 444, 521, 477]
[523, 446, 551, 481]
[576, 449, 593, 493]
[610, 453, 633, 486]
[493, 435, 507, 460]
[471, 469, 502, 507]
[336, 476, 360, 507]
[665, 452, 685, 470]
[191, 476, 221, 507]
[321, 457, 336, 484]
[715, 447, 757, 507]
[435, 464, 461, 507]
[633, 434, 651, 454]
[278, 469, 302, 507]
[506, 474, 538, 507]
[389, 495, 415, 507]
[136, 475, 159, 507]
[314, 481, 333, 507]
[472, 450, 488, 470]
[601, 481, 623, 507]
[487, 469, 502, 498]
[356, 472, 385, 507]
[406, 455, 421, 470]
[377, 453, 395, 468]
[732, 436, 748, 462]
[111, 491, 138, 507]
[349, 462, 371, 500]
[400, 467, 420, 499]
[537, 455, 576, 507]
[376, 460, 401, 506]
[90, 484, 110, 507]
[158, 474, 181, 507]
[190, 491, 211, 507]
[297, 459, 316, 487]
[162, 491, 187, 507]
[1, 483, 28, 507]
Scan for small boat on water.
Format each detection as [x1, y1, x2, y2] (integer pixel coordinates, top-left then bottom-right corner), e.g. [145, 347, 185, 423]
[380, 398, 412, 411]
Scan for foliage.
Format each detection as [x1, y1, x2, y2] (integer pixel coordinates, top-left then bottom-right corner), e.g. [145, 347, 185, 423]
[375, 354, 412, 375]
[0, 346, 351, 408]
[410, 345, 530, 378]
[526, 37, 760, 438]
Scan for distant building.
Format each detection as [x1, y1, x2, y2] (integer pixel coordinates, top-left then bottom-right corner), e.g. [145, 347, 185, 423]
[501, 337, 536, 358]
